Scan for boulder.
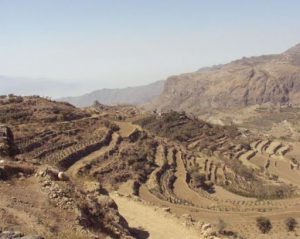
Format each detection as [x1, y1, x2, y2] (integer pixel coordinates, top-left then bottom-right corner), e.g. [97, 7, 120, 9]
[58, 171, 69, 181]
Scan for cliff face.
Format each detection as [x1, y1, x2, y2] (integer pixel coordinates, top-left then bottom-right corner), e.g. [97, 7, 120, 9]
[149, 44, 300, 112]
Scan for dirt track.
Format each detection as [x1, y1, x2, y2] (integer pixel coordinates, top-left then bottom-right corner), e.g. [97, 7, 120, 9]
[111, 193, 203, 239]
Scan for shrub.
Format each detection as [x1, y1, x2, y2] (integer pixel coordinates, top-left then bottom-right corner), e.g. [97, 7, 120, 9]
[104, 120, 120, 131]
[285, 217, 298, 232]
[256, 217, 272, 234]
[216, 219, 226, 234]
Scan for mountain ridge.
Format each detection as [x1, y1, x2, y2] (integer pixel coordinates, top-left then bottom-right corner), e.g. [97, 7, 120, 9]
[147, 43, 300, 112]
[59, 80, 164, 107]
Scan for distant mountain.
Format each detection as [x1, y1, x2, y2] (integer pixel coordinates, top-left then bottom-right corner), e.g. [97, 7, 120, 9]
[59, 80, 165, 107]
[147, 43, 300, 112]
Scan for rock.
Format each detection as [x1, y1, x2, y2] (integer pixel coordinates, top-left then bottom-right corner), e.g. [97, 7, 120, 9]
[1, 230, 16, 236]
[51, 193, 58, 198]
[202, 223, 212, 231]
[42, 180, 52, 187]
[45, 168, 59, 180]
[132, 195, 140, 201]
[201, 224, 217, 238]
[36, 170, 45, 177]
[11, 231, 23, 237]
[161, 207, 171, 212]
[58, 171, 69, 181]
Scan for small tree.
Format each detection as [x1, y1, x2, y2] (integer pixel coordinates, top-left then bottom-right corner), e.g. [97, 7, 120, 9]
[93, 100, 101, 106]
[285, 217, 298, 232]
[256, 217, 272, 234]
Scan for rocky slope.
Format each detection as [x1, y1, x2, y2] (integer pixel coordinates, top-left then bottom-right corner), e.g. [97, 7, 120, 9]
[59, 80, 164, 107]
[148, 43, 300, 112]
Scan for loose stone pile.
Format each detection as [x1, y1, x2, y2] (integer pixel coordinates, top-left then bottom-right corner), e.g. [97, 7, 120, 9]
[36, 168, 74, 211]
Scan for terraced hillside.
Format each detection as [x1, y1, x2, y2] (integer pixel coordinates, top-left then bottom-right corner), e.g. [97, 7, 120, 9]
[137, 112, 297, 197]
[1, 96, 300, 239]
[0, 96, 208, 239]
[136, 111, 300, 238]
[0, 95, 89, 124]
[0, 96, 143, 239]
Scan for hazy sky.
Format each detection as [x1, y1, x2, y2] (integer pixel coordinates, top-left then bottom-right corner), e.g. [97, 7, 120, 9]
[1, 0, 300, 97]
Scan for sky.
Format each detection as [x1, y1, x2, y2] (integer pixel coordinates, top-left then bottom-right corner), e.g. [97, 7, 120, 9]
[0, 0, 300, 97]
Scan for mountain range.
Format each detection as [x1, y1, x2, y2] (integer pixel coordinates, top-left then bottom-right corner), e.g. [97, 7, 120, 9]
[59, 80, 164, 107]
[59, 43, 300, 114]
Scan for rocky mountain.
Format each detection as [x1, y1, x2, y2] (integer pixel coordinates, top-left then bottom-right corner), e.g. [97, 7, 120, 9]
[59, 80, 164, 107]
[148, 44, 300, 112]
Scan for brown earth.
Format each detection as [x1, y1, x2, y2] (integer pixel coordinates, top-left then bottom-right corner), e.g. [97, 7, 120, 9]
[1, 96, 300, 239]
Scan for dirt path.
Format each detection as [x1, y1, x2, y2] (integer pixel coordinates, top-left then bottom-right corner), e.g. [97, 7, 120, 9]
[67, 132, 119, 179]
[173, 150, 212, 206]
[213, 186, 255, 201]
[111, 193, 203, 239]
[155, 144, 165, 166]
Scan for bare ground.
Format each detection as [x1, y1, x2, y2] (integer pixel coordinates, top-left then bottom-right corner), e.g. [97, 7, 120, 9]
[111, 192, 203, 239]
